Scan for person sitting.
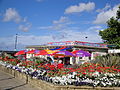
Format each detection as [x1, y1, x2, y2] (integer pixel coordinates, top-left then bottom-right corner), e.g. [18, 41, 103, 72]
[57, 59, 64, 69]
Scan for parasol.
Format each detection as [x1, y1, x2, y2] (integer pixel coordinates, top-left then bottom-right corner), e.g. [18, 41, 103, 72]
[52, 51, 74, 57]
[72, 50, 91, 57]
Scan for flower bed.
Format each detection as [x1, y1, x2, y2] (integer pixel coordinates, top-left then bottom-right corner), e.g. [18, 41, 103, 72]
[0, 57, 120, 87]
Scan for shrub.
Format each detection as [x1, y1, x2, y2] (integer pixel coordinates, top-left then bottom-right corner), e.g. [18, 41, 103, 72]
[91, 54, 120, 67]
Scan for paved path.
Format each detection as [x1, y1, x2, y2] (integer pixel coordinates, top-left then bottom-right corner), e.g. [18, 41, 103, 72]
[0, 70, 41, 90]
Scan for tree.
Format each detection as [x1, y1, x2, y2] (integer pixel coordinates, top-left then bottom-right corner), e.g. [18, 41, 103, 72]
[99, 6, 120, 48]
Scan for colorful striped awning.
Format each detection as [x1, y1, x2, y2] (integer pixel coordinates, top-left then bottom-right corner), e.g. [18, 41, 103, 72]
[50, 47, 60, 50]
[60, 47, 72, 51]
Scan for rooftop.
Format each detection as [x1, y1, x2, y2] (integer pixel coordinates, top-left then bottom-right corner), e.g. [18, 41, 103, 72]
[26, 41, 108, 49]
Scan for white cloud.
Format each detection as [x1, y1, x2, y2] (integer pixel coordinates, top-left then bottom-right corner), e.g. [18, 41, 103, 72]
[0, 35, 54, 50]
[93, 4, 119, 24]
[49, 25, 103, 42]
[88, 26, 102, 30]
[52, 24, 66, 30]
[53, 16, 69, 24]
[65, 2, 95, 14]
[55, 29, 102, 43]
[17, 35, 53, 45]
[37, 17, 102, 43]
[38, 26, 53, 30]
[96, 4, 111, 12]
[38, 16, 72, 30]
[2, 8, 32, 32]
[49, 25, 104, 42]
[23, 17, 28, 22]
[38, 24, 66, 30]
[0, 36, 16, 50]
[3, 8, 22, 23]
[18, 23, 32, 32]
[88, 26, 103, 32]
[0, 27, 103, 50]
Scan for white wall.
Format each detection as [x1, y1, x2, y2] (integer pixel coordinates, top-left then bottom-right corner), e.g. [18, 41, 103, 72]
[91, 52, 107, 60]
[108, 49, 120, 53]
[26, 48, 35, 59]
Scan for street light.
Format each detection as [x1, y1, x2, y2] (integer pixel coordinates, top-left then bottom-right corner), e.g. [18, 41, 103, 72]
[14, 34, 18, 51]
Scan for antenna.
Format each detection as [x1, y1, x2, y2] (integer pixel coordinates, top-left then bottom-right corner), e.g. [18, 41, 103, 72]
[14, 34, 18, 51]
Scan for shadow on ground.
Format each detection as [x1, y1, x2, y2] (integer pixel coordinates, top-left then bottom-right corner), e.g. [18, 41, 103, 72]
[4, 83, 27, 90]
[0, 77, 15, 81]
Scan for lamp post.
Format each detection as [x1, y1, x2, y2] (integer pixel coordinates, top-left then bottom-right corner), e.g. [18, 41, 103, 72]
[14, 34, 18, 51]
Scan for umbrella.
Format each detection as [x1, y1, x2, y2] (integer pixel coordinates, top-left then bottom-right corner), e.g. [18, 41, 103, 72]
[50, 47, 60, 50]
[57, 47, 66, 50]
[35, 49, 56, 56]
[26, 50, 39, 54]
[14, 50, 27, 56]
[72, 50, 91, 57]
[52, 51, 74, 57]
[60, 47, 72, 51]
[35, 50, 48, 56]
[45, 49, 56, 54]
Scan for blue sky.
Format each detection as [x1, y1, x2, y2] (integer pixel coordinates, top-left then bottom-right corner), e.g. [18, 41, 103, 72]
[0, 0, 120, 50]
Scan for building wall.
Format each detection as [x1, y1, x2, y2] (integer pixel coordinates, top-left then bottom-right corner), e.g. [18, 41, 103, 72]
[108, 49, 120, 53]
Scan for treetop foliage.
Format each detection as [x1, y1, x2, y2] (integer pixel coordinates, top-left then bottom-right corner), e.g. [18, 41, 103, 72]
[99, 6, 120, 48]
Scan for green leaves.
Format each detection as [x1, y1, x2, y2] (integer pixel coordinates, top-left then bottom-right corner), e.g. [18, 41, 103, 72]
[93, 54, 120, 67]
[116, 6, 120, 19]
[99, 6, 120, 48]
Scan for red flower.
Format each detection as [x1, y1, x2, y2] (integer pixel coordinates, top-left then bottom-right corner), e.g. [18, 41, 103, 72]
[105, 67, 110, 69]
[89, 70, 95, 72]
[57, 63, 64, 69]
[82, 72, 86, 75]
[49, 65, 55, 70]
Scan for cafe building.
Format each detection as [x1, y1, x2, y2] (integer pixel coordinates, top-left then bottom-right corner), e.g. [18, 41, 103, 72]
[26, 41, 108, 64]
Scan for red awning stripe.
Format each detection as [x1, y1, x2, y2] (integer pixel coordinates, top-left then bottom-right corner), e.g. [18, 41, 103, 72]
[56, 47, 66, 50]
